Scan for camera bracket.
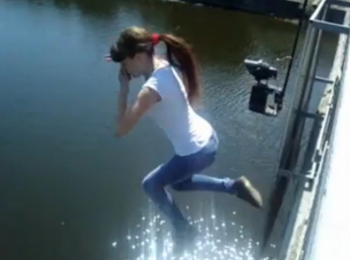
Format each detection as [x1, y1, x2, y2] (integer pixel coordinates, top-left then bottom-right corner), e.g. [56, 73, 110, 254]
[244, 59, 283, 116]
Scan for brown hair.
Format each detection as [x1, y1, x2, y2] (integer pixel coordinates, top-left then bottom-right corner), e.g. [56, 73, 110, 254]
[110, 26, 200, 105]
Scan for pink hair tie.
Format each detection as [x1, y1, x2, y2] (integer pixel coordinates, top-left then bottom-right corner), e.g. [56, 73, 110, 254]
[151, 33, 160, 45]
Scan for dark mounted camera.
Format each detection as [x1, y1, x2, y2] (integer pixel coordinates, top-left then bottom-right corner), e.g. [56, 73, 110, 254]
[244, 59, 282, 116]
[244, 59, 277, 81]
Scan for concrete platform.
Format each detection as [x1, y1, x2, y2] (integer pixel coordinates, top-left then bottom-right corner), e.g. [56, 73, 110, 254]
[304, 24, 350, 260]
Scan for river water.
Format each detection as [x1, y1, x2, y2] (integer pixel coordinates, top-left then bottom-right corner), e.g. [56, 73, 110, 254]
[0, 0, 338, 259]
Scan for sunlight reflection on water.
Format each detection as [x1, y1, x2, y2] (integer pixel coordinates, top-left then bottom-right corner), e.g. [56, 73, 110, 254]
[112, 205, 274, 260]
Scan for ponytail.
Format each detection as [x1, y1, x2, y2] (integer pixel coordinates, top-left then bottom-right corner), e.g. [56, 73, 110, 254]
[158, 34, 200, 105]
[111, 27, 200, 105]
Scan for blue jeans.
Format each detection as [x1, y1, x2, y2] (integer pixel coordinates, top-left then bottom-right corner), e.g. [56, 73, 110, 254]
[142, 132, 234, 230]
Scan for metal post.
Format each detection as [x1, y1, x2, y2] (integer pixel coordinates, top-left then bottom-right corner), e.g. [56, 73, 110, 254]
[262, 0, 329, 249]
[276, 1, 350, 260]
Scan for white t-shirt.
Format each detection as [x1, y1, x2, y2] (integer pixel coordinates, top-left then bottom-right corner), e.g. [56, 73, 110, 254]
[142, 62, 214, 156]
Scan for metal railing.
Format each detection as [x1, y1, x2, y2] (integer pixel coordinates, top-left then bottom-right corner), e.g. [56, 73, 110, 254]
[275, 0, 350, 259]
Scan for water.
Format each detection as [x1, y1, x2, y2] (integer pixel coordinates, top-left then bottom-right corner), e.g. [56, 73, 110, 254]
[0, 0, 338, 259]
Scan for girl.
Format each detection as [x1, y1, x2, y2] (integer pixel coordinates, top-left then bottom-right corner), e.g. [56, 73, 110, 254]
[106, 26, 263, 246]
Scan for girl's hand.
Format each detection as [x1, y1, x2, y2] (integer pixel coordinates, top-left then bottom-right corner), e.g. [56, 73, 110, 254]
[104, 54, 112, 62]
[119, 66, 131, 91]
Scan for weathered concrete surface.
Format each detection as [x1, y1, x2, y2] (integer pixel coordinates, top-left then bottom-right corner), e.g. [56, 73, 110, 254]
[278, 6, 350, 260]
